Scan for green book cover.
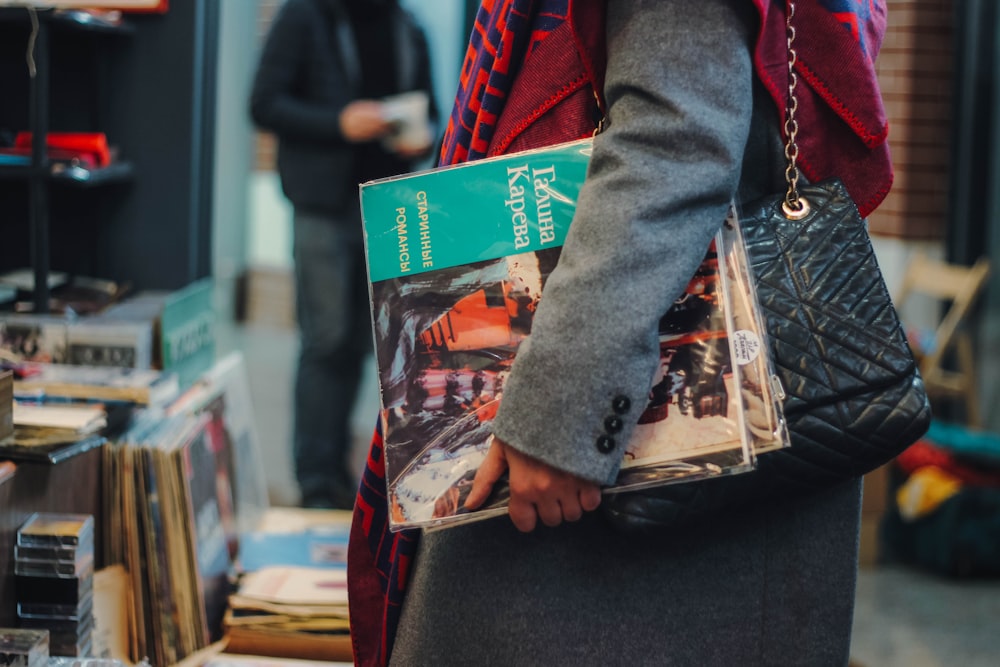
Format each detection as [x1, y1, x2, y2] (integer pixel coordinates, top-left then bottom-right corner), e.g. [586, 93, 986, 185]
[360, 140, 767, 531]
[160, 278, 216, 390]
[361, 139, 592, 283]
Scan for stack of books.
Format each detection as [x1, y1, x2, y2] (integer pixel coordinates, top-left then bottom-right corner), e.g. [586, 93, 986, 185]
[7, 362, 179, 408]
[222, 508, 353, 663]
[0, 394, 136, 466]
[224, 566, 350, 662]
[14, 513, 96, 658]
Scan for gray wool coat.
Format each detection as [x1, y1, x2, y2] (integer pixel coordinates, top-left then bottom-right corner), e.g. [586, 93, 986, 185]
[390, 0, 863, 664]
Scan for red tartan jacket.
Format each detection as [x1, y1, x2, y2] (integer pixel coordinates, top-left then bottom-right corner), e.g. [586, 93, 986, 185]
[348, 3, 893, 666]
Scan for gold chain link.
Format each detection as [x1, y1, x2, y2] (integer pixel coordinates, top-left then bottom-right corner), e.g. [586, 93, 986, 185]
[782, 0, 810, 219]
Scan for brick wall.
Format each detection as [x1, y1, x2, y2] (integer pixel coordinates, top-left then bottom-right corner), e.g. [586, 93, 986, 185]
[870, 0, 953, 240]
[253, 0, 284, 172]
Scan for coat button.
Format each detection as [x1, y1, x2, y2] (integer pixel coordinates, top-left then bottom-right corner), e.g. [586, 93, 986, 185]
[611, 395, 631, 414]
[596, 434, 616, 453]
[604, 415, 623, 434]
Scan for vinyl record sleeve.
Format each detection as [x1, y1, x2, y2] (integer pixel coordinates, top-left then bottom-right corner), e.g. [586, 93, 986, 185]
[360, 139, 786, 531]
[716, 203, 790, 457]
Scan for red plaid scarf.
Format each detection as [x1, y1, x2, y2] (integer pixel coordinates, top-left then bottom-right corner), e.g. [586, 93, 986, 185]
[348, 10, 568, 665]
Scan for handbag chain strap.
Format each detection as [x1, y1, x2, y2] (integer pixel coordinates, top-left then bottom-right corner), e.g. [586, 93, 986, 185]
[781, 0, 810, 220]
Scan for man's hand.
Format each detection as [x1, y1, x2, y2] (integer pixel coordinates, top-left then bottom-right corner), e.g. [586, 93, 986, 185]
[339, 100, 394, 142]
[393, 142, 433, 160]
[465, 437, 602, 532]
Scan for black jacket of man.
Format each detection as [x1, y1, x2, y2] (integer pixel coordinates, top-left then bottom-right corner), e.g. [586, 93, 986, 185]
[250, 0, 437, 218]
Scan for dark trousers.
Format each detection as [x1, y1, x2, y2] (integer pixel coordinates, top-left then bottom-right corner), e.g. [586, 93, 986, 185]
[292, 210, 372, 508]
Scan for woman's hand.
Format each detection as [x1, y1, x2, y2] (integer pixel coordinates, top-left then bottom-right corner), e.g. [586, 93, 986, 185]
[465, 437, 602, 532]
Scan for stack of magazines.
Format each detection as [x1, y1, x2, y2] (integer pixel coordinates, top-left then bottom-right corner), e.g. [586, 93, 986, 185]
[223, 564, 352, 662]
[360, 138, 789, 531]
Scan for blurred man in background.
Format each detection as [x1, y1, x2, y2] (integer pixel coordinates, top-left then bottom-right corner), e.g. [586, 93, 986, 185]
[250, 0, 437, 509]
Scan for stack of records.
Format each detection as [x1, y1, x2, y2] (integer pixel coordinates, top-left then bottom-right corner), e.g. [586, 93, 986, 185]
[0, 627, 49, 667]
[14, 513, 95, 657]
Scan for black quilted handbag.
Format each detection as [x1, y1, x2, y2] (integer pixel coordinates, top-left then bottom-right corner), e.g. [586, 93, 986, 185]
[603, 2, 931, 532]
[739, 179, 932, 485]
[603, 179, 931, 532]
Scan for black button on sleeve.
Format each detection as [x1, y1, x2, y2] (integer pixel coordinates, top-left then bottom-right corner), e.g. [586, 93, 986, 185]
[611, 395, 631, 414]
[596, 434, 616, 454]
[604, 415, 624, 434]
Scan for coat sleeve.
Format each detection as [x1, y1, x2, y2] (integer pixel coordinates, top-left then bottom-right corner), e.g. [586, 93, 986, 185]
[248, 0, 350, 143]
[490, 0, 757, 485]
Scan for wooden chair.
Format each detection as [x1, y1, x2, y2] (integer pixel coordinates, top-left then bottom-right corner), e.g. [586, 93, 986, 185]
[894, 253, 991, 427]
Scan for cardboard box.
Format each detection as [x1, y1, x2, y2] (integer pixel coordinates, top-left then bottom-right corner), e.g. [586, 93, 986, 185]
[237, 267, 295, 331]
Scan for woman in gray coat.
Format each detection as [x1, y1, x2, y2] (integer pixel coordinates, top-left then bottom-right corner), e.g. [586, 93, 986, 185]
[379, 0, 888, 663]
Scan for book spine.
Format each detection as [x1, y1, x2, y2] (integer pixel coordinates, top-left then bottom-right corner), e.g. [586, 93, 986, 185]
[0, 370, 13, 440]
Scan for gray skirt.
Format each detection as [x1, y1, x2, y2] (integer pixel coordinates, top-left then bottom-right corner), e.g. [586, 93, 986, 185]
[390, 478, 862, 667]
